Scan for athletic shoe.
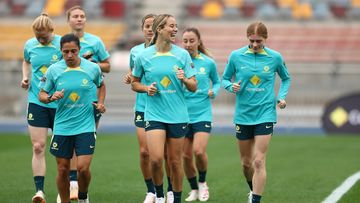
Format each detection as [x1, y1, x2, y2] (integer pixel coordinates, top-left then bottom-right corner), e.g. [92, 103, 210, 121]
[32, 190, 46, 203]
[247, 191, 253, 203]
[70, 181, 79, 200]
[143, 192, 156, 203]
[166, 191, 174, 203]
[185, 190, 198, 201]
[198, 182, 209, 201]
[78, 195, 89, 203]
[56, 194, 61, 203]
[155, 197, 165, 203]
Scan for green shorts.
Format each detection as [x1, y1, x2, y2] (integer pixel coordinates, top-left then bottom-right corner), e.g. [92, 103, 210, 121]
[145, 121, 188, 138]
[185, 121, 212, 138]
[27, 103, 56, 129]
[235, 122, 274, 140]
[50, 132, 96, 159]
[134, 111, 145, 128]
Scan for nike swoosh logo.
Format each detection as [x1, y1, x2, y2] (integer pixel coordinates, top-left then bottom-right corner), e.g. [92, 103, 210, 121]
[265, 126, 272, 129]
[90, 145, 95, 149]
[182, 126, 186, 129]
[58, 82, 64, 85]
[205, 124, 211, 128]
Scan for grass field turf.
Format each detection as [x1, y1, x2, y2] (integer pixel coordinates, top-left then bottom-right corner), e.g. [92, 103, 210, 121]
[0, 133, 359, 203]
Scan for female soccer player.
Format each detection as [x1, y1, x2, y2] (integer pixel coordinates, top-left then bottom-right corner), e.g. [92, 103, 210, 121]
[181, 27, 220, 202]
[131, 14, 197, 203]
[21, 13, 62, 203]
[39, 33, 105, 203]
[59, 6, 110, 201]
[123, 13, 158, 203]
[221, 22, 291, 203]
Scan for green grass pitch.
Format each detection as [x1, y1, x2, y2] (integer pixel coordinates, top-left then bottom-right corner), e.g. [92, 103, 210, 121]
[0, 133, 359, 203]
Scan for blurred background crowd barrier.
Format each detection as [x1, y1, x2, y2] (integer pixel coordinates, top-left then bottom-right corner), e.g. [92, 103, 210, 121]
[0, 0, 359, 134]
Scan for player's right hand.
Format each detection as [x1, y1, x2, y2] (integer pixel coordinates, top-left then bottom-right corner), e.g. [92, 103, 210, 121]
[21, 78, 29, 90]
[147, 82, 157, 96]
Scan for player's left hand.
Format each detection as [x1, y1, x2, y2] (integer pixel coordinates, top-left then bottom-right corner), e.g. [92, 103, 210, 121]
[93, 102, 106, 113]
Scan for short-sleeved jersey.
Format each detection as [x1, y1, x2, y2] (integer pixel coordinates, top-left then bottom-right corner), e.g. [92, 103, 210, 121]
[185, 52, 220, 123]
[222, 46, 291, 125]
[79, 32, 108, 102]
[132, 44, 196, 123]
[23, 35, 62, 108]
[43, 58, 103, 135]
[79, 32, 110, 63]
[129, 43, 147, 112]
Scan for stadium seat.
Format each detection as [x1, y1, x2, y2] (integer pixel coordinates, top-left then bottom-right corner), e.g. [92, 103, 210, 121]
[201, 0, 224, 19]
[44, 0, 66, 17]
[102, 0, 126, 18]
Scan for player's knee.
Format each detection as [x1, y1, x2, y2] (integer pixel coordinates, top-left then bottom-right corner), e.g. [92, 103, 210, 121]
[57, 165, 70, 176]
[139, 147, 150, 160]
[241, 158, 252, 170]
[77, 164, 90, 173]
[193, 148, 205, 158]
[253, 159, 264, 170]
[150, 158, 163, 170]
[169, 159, 181, 172]
[33, 142, 45, 155]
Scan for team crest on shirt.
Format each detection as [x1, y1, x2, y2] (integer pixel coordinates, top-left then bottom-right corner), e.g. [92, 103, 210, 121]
[52, 55, 58, 61]
[250, 75, 261, 86]
[28, 113, 34, 121]
[81, 79, 89, 86]
[263, 66, 270, 73]
[69, 92, 80, 102]
[199, 67, 206, 74]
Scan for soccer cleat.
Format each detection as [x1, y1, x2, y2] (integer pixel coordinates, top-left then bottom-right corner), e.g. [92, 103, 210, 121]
[247, 191, 253, 203]
[56, 194, 61, 203]
[78, 195, 89, 203]
[32, 190, 46, 203]
[155, 197, 165, 203]
[166, 191, 174, 203]
[143, 192, 156, 203]
[185, 190, 198, 202]
[70, 181, 79, 200]
[198, 182, 209, 202]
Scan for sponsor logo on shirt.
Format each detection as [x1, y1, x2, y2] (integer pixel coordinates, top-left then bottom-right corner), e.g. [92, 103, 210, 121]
[250, 75, 261, 86]
[69, 92, 80, 102]
[40, 65, 48, 75]
[160, 76, 171, 88]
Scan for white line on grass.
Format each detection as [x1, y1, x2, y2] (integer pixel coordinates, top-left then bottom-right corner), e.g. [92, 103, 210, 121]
[322, 171, 360, 203]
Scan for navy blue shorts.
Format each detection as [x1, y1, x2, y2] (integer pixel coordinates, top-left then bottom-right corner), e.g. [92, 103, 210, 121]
[186, 121, 212, 138]
[145, 121, 188, 138]
[235, 122, 274, 140]
[50, 132, 96, 159]
[27, 103, 56, 129]
[134, 111, 145, 128]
